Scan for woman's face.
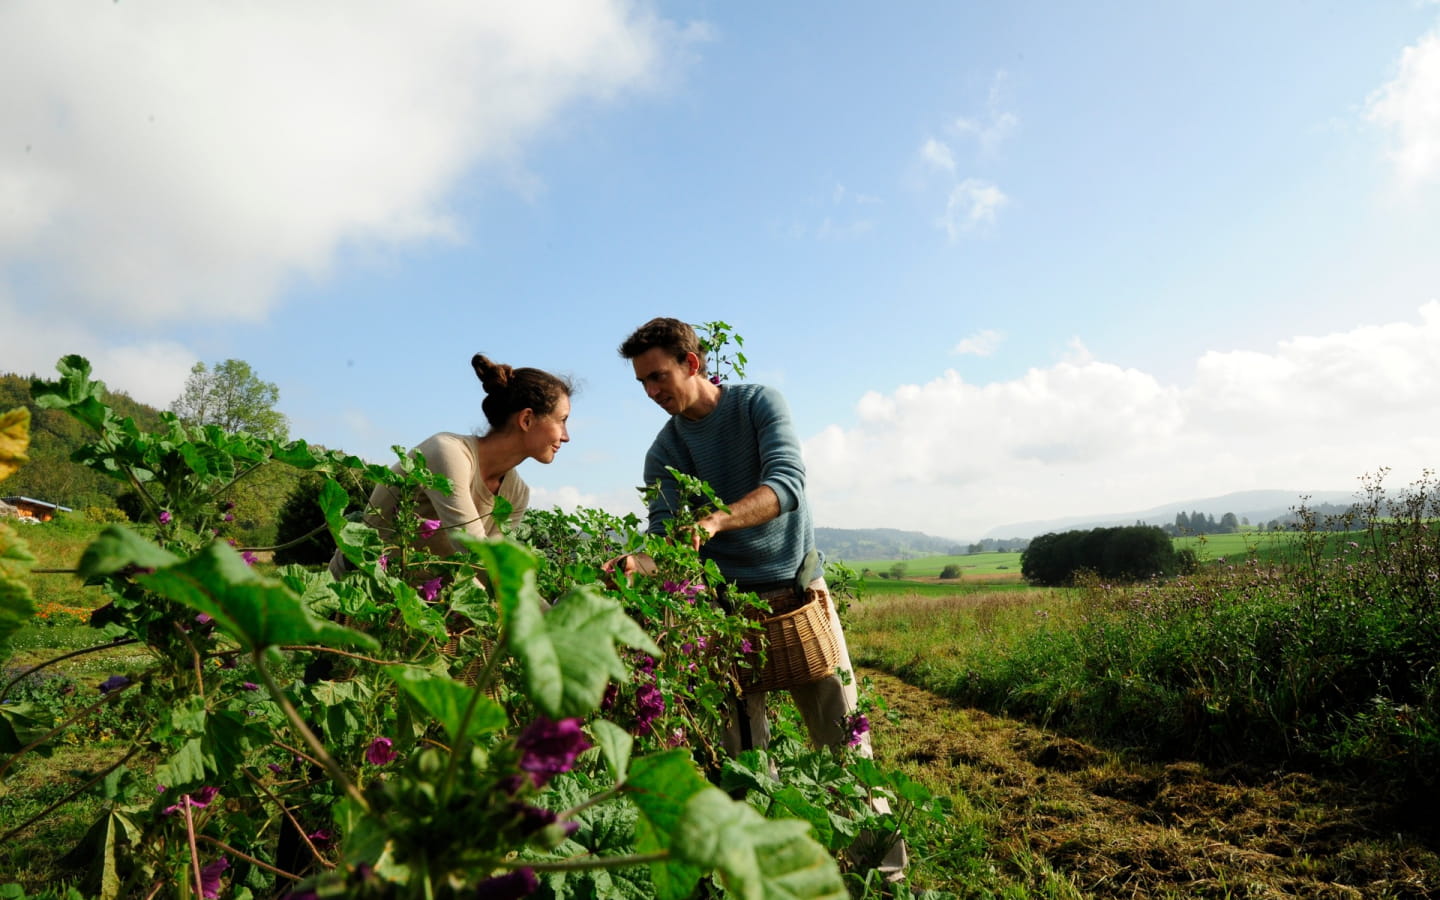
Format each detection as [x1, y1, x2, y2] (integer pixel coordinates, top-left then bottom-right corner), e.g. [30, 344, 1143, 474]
[525, 394, 571, 464]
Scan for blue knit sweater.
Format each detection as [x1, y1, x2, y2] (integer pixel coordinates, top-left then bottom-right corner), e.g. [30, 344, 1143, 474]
[643, 383, 816, 587]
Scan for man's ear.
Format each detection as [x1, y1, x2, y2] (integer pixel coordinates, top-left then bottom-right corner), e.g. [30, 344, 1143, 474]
[684, 351, 702, 376]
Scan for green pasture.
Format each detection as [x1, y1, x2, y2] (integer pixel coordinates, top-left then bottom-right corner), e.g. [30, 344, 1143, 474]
[841, 550, 1023, 578]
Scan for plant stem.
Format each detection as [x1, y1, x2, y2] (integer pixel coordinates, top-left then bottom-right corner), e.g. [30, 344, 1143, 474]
[495, 851, 670, 873]
[0, 638, 139, 703]
[253, 649, 368, 811]
[183, 799, 205, 899]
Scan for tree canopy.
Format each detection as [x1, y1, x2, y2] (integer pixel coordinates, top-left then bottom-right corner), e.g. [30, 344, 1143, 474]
[171, 359, 289, 439]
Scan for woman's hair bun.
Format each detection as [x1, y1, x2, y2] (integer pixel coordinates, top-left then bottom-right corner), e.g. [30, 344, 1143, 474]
[471, 353, 513, 393]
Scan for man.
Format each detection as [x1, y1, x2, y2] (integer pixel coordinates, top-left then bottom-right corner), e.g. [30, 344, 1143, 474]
[608, 317, 906, 879]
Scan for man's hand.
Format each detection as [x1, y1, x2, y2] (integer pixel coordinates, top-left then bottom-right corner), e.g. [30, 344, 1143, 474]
[600, 551, 657, 587]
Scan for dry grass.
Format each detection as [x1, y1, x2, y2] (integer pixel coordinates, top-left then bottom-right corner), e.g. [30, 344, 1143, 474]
[863, 666, 1438, 898]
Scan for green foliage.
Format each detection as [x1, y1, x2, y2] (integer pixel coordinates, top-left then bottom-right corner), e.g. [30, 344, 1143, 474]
[1021, 525, 1178, 586]
[272, 471, 373, 565]
[169, 358, 288, 439]
[939, 564, 962, 580]
[3, 355, 932, 899]
[859, 473, 1440, 793]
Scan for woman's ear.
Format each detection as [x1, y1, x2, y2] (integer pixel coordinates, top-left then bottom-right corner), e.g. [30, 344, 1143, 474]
[517, 408, 535, 431]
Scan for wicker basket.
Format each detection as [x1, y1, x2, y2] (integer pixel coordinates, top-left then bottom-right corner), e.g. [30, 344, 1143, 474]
[740, 589, 841, 694]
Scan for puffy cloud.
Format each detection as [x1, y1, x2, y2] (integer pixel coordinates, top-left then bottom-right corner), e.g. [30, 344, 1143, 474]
[0, 0, 685, 325]
[1366, 27, 1440, 185]
[804, 303, 1440, 539]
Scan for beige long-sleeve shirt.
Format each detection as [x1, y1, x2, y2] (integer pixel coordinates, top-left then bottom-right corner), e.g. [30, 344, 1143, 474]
[364, 431, 529, 556]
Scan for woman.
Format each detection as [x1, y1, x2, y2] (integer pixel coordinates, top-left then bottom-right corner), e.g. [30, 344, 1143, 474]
[331, 353, 572, 576]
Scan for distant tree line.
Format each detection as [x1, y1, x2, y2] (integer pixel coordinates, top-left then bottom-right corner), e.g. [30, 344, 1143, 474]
[965, 537, 1030, 554]
[1021, 525, 1191, 586]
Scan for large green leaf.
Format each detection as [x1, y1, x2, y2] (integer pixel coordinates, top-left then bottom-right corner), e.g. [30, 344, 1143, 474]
[58, 809, 140, 900]
[0, 702, 54, 757]
[625, 750, 710, 900]
[30, 355, 113, 434]
[80, 526, 378, 653]
[675, 788, 847, 900]
[466, 534, 659, 719]
[590, 719, 634, 783]
[385, 666, 507, 745]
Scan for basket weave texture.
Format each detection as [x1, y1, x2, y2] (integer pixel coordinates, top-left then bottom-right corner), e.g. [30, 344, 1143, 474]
[741, 588, 841, 694]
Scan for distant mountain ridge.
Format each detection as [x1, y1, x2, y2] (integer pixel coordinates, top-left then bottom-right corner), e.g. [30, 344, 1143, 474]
[983, 488, 1358, 540]
[815, 527, 964, 561]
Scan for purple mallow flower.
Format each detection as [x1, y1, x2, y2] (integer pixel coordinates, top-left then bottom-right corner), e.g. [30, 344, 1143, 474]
[158, 510, 172, 525]
[661, 579, 702, 603]
[162, 785, 220, 816]
[377, 554, 389, 572]
[241, 682, 259, 691]
[634, 684, 665, 733]
[515, 717, 591, 787]
[740, 638, 755, 655]
[709, 374, 722, 385]
[241, 550, 258, 566]
[365, 737, 398, 766]
[98, 675, 130, 694]
[199, 856, 228, 899]
[417, 518, 442, 539]
[474, 868, 539, 900]
[845, 712, 870, 748]
[419, 577, 442, 602]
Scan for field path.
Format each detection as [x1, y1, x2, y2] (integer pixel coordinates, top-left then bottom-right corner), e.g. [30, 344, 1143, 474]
[860, 668, 1436, 899]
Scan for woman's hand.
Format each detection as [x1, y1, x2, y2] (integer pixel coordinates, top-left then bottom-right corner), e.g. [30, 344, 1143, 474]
[600, 551, 657, 587]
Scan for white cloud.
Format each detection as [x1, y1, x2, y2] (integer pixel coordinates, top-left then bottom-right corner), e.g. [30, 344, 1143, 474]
[920, 138, 955, 173]
[804, 303, 1440, 539]
[951, 70, 1019, 156]
[0, 1, 688, 326]
[952, 329, 1005, 356]
[1366, 27, 1440, 185]
[938, 179, 1009, 238]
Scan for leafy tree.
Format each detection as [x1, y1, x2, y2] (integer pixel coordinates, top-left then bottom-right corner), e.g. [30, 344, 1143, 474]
[170, 359, 289, 438]
[1220, 512, 1239, 533]
[889, 561, 908, 580]
[1022, 525, 1178, 586]
[940, 563, 962, 579]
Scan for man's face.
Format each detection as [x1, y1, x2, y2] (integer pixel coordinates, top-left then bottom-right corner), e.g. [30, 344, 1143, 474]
[631, 347, 699, 417]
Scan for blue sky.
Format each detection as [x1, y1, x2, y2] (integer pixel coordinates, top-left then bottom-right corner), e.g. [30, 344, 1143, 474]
[4, 1, 1440, 540]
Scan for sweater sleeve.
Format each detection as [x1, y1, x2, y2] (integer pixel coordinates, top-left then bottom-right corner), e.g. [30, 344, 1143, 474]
[751, 387, 805, 514]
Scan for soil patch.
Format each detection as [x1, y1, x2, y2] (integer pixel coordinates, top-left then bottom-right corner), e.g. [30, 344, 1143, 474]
[862, 668, 1437, 898]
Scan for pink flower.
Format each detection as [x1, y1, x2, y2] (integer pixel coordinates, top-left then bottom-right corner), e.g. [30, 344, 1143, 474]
[306, 828, 332, 845]
[740, 639, 755, 655]
[158, 510, 172, 525]
[241, 682, 259, 691]
[199, 856, 228, 899]
[419, 577, 443, 602]
[516, 717, 592, 786]
[661, 580, 702, 603]
[845, 712, 870, 747]
[242, 551, 258, 566]
[417, 518, 442, 539]
[365, 737, 398, 766]
[377, 554, 389, 571]
[222, 513, 235, 522]
[162, 786, 220, 816]
[709, 374, 721, 385]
